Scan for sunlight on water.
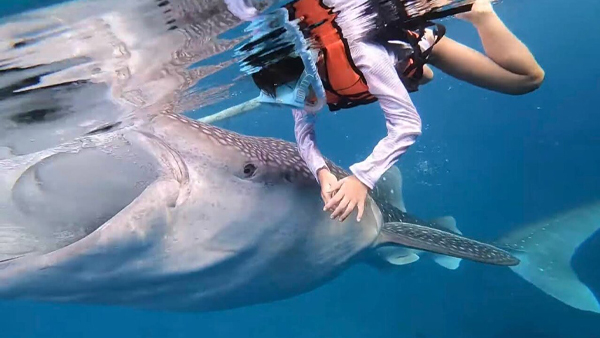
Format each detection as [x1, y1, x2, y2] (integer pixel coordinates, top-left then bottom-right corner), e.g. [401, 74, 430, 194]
[0, 0, 254, 157]
[0, 0, 478, 158]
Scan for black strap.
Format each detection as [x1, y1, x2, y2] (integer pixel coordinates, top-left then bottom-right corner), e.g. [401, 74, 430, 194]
[419, 2, 474, 21]
[402, 23, 446, 80]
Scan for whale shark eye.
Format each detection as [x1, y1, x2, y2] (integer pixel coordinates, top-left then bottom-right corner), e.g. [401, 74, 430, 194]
[243, 163, 257, 178]
[283, 172, 292, 183]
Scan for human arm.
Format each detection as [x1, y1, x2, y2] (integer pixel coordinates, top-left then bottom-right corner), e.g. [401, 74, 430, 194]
[347, 43, 422, 190]
[325, 42, 421, 222]
[428, 0, 545, 95]
[292, 109, 339, 203]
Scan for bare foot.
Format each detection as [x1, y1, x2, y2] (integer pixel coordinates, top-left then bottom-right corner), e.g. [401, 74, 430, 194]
[456, 0, 495, 23]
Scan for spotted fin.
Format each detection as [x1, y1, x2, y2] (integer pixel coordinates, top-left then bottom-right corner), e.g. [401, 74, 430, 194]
[429, 216, 463, 269]
[377, 222, 520, 266]
[372, 166, 406, 212]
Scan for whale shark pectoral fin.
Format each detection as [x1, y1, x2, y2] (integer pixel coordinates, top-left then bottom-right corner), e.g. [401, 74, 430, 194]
[429, 216, 463, 269]
[432, 254, 462, 270]
[375, 246, 420, 265]
[377, 222, 520, 266]
[386, 252, 420, 265]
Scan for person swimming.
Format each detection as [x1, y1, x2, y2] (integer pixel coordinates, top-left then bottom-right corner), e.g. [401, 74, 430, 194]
[225, 0, 544, 223]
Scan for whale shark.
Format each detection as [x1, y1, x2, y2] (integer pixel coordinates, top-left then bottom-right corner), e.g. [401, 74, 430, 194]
[1, 110, 598, 314]
[367, 164, 600, 314]
[0, 111, 518, 312]
[0, 0, 596, 316]
[368, 167, 467, 270]
[495, 203, 600, 314]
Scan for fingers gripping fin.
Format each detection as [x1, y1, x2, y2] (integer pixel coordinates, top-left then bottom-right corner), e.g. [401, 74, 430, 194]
[379, 222, 520, 266]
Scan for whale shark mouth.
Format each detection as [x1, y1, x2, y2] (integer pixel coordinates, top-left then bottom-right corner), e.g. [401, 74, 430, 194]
[0, 130, 162, 262]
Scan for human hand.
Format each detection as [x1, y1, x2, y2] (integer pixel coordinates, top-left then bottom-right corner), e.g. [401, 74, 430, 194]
[456, 0, 496, 24]
[323, 175, 369, 222]
[317, 167, 338, 204]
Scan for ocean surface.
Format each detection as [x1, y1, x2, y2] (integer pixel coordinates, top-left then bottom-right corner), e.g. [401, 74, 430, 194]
[0, 0, 599, 337]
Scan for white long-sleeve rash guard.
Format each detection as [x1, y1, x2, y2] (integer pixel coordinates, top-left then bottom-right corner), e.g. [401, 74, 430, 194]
[226, 0, 428, 190]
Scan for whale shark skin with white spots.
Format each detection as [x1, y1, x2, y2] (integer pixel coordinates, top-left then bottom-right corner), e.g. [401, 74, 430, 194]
[0, 0, 594, 314]
[0, 111, 518, 312]
[350, 158, 600, 314]
[0, 0, 517, 312]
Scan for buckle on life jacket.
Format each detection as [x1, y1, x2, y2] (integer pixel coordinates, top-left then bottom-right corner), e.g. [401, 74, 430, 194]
[399, 23, 446, 92]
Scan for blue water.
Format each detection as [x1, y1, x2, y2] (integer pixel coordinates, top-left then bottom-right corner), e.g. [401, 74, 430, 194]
[1, 0, 599, 337]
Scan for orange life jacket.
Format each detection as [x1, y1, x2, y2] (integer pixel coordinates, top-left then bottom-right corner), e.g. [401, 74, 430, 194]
[284, 0, 441, 111]
[285, 0, 378, 112]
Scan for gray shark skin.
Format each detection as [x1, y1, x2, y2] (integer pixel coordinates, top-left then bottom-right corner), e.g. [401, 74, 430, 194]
[0, 112, 517, 312]
[368, 168, 470, 270]
[375, 164, 600, 314]
[0, 0, 516, 312]
[495, 202, 600, 314]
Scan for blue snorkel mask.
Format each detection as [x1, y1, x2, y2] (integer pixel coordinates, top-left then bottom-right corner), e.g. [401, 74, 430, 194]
[235, 8, 326, 112]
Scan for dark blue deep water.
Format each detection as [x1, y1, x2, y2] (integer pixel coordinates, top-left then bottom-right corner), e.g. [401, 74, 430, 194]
[1, 0, 599, 337]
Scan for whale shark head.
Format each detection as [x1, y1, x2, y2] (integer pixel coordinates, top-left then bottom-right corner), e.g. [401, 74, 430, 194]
[0, 111, 384, 311]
